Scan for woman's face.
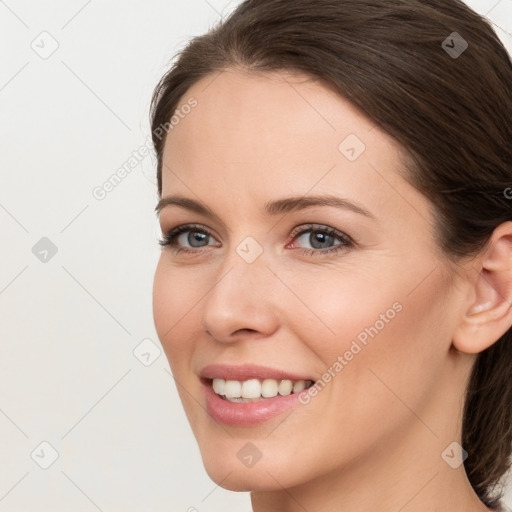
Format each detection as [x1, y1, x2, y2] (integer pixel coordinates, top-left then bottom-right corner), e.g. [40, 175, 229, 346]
[153, 68, 466, 491]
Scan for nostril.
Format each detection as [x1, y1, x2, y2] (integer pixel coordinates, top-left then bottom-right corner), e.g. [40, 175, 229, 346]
[235, 328, 257, 335]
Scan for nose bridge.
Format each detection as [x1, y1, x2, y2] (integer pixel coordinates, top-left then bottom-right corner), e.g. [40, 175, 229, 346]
[216, 232, 271, 296]
[201, 235, 279, 341]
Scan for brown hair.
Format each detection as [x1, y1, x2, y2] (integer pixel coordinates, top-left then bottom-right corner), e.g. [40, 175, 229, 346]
[150, 0, 512, 506]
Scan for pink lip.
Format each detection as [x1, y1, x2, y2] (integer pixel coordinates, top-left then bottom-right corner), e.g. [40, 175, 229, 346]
[200, 363, 314, 382]
[199, 364, 315, 427]
[202, 380, 308, 426]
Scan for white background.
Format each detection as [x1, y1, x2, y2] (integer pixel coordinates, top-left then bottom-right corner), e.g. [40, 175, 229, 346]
[1, 1, 511, 510]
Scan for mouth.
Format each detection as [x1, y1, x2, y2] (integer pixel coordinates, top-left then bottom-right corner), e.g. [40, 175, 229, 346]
[199, 364, 317, 426]
[204, 377, 315, 403]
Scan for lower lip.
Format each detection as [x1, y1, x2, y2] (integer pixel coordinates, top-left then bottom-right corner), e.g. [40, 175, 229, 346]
[203, 381, 308, 426]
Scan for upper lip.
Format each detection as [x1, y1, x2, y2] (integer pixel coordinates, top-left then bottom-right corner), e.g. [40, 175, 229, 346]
[200, 364, 315, 382]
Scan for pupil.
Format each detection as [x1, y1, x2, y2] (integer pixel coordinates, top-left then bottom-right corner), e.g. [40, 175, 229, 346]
[189, 231, 207, 247]
[311, 231, 332, 249]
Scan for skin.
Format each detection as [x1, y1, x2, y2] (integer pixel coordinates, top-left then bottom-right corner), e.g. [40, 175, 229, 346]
[152, 68, 512, 512]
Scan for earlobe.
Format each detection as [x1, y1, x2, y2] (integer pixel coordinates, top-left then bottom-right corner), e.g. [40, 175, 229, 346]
[452, 222, 512, 354]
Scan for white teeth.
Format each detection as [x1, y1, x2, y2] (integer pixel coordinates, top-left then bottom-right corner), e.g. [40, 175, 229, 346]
[224, 380, 242, 398]
[261, 378, 278, 398]
[212, 378, 225, 395]
[278, 379, 293, 396]
[292, 380, 306, 393]
[210, 377, 313, 401]
[241, 379, 261, 398]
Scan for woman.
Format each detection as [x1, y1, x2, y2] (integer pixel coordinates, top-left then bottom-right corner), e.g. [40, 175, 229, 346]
[150, 1, 512, 510]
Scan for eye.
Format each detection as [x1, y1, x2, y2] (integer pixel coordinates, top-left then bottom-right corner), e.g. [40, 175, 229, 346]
[287, 224, 353, 256]
[158, 224, 219, 253]
[158, 223, 354, 257]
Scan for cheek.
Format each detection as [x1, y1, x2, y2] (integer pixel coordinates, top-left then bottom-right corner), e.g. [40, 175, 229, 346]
[285, 262, 449, 412]
[282, 266, 404, 359]
[152, 259, 201, 364]
[293, 256, 444, 353]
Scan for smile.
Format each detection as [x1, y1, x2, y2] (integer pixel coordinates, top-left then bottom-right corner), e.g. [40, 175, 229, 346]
[211, 378, 315, 402]
[200, 364, 317, 426]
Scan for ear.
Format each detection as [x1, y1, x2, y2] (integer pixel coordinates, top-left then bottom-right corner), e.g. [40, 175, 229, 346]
[452, 221, 512, 354]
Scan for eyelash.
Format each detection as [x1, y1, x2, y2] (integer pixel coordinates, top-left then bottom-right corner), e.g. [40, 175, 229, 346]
[158, 223, 354, 257]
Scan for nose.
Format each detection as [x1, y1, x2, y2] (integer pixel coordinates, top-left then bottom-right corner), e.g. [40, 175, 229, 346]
[201, 245, 280, 344]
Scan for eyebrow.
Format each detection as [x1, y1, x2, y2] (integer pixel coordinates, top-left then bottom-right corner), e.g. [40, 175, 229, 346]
[155, 194, 375, 220]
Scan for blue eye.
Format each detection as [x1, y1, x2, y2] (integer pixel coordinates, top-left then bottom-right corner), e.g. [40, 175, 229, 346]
[158, 224, 217, 252]
[158, 223, 353, 257]
[288, 224, 353, 256]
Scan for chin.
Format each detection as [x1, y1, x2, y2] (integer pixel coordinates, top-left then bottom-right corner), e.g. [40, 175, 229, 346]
[202, 461, 282, 492]
[199, 444, 313, 492]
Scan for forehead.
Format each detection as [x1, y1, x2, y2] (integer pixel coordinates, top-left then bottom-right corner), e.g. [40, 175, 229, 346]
[160, 68, 431, 229]
[165, 68, 382, 154]
[165, 70, 394, 166]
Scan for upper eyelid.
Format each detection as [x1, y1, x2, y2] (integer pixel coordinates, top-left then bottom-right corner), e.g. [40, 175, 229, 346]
[291, 224, 349, 236]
